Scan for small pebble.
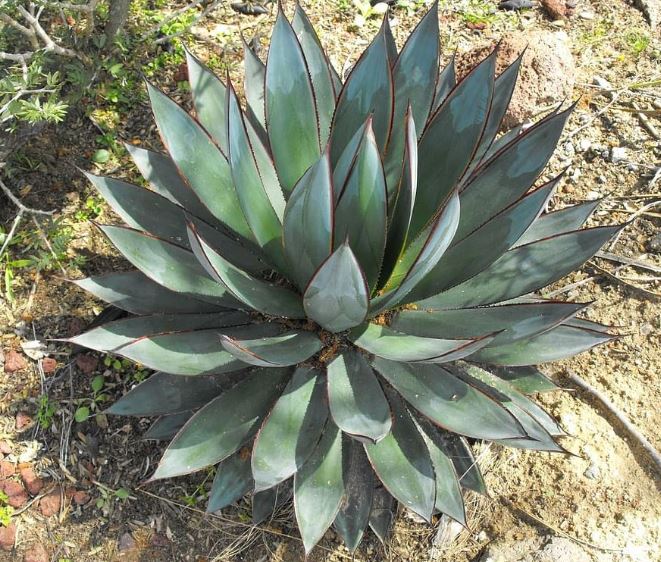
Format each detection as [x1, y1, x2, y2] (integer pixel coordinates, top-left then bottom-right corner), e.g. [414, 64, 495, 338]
[563, 142, 575, 156]
[586, 190, 600, 200]
[579, 11, 595, 19]
[593, 75, 613, 90]
[640, 324, 654, 336]
[597, 175, 607, 184]
[579, 139, 592, 152]
[627, 163, 638, 172]
[584, 464, 600, 480]
[610, 147, 628, 164]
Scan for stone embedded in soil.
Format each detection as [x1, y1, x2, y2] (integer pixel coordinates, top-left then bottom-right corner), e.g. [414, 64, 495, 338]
[118, 532, 137, 552]
[0, 442, 11, 455]
[41, 357, 57, 374]
[0, 523, 16, 551]
[75, 354, 98, 375]
[150, 533, 170, 547]
[20, 466, 44, 495]
[72, 490, 90, 505]
[0, 480, 28, 508]
[15, 412, 32, 430]
[482, 536, 591, 562]
[23, 543, 49, 562]
[456, 31, 575, 128]
[0, 461, 15, 478]
[3, 350, 27, 373]
[540, 0, 568, 19]
[39, 488, 62, 517]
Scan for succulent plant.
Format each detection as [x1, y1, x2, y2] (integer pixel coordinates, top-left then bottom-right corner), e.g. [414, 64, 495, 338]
[70, 2, 621, 553]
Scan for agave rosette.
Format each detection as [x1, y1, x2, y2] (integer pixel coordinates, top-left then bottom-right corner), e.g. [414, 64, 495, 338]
[71, 2, 621, 552]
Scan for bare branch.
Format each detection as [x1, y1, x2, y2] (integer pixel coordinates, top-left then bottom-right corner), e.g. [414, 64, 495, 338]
[0, 12, 39, 48]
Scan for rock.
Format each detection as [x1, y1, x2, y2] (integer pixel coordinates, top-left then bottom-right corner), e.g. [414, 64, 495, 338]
[3, 350, 27, 373]
[118, 532, 137, 552]
[0, 461, 15, 478]
[39, 488, 62, 517]
[632, 0, 659, 28]
[583, 463, 600, 480]
[15, 412, 32, 430]
[75, 354, 98, 375]
[532, 537, 591, 561]
[72, 490, 90, 505]
[648, 232, 661, 254]
[41, 358, 57, 374]
[482, 536, 591, 562]
[610, 147, 628, 164]
[579, 10, 595, 19]
[20, 466, 44, 495]
[0, 480, 28, 508]
[23, 543, 49, 562]
[540, 0, 567, 19]
[578, 139, 591, 152]
[150, 533, 170, 547]
[0, 523, 16, 551]
[0, 442, 11, 455]
[457, 31, 575, 128]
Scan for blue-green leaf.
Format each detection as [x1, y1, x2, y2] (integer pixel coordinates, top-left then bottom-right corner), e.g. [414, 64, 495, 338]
[265, 9, 321, 192]
[327, 350, 391, 443]
[334, 121, 387, 289]
[431, 55, 456, 113]
[207, 450, 253, 512]
[283, 150, 334, 290]
[144, 412, 192, 441]
[147, 83, 252, 239]
[220, 331, 323, 367]
[364, 390, 436, 521]
[151, 368, 290, 479]
[410, 50, 496, 239]
[371, 358, 527, 440]
[244, 43, 266, 132]
[189, 225, 304, 318]
[294, 421, 344, 553]
[368, 486, 395, 543]
[186, 48, 228, 152]
[303, 243, 369, 333]
[492, 366, 560, 394]
[252, 367, 328, 491]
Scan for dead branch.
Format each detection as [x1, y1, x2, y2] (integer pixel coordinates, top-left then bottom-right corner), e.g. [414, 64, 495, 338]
[566, 370, 661, 473]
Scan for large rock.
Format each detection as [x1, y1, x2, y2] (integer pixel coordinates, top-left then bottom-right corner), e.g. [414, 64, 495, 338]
[457, 30, 575, 128]
[481, 536, 591, 562]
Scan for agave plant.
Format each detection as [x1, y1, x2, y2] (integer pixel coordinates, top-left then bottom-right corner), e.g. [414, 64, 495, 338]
[70, 2, 621, 553]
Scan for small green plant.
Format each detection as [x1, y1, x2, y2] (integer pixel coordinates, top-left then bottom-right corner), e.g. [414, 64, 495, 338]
[36, 394, 57, 429]
[94, 483, 130, 515]
[74, 374, 109, 423]
[624, 30, 650, 55]
[351, 0, 389, 27]
[0, 491, 14, 527]
[74, 196, 104, 222]
[71, 3, 621, 553]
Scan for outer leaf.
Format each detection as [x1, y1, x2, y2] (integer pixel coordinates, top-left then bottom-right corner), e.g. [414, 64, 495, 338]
[125, 145, 220, 226]
[207, 450, 253, 512]
[372, 191, 460, 314]
[147, 83, 251, 239]
[515, 200, 601, 247]
[119, 324, 280, 376]
[144, 412, 192, 441]
[391, 301, 585, 347]
[381, 108, 417, 284]
[151, 368, 290, 479]
[252, 482, 292, 524]
[244, 43, 266, 131]
[410, 50, 496, 239]
[73, 271, 224, 315]
[330, 20, 392, 161]
[350, 323, 485, 363]
[384, 3, 439, 196]
[364, 390, 436, 521]
[303, 243, 369, 333]
[292, 4, 337, 144]
[106, 371, 226, 416]
[410, 176, 561, 298]
[416, 417, 466, 524]
[334, 121, 387, 289]
[70, 311, 249, 352]
[227, 82, 287, 270]
[220, 331, 323, 367]
[431, 55, 456, 113]
[456, 105, 574, 240]
[252, 367, 328, 491]
[189, 226, 304, 318]
[265, 9, 320, 192]
[492, 366, 559, 394]
[99, 225, 237, 307]
[283, 150, 334, 289]
[368, 486, 396, 543]
[372, 358, 527, 440]
[432, 431, 486, 494]
[467, 324, 614, 366]
[186, 49, 228, 152]
[417, 225, 622, 308]
[327, 350, 391, 443]
[333, 438, 374, 552]
[294, 421, 344, 553]
[87, 173, 265, 274]
[455, 363, 563, 436]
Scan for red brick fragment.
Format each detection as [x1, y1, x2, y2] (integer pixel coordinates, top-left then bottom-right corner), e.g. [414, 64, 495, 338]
[19, 467, 44, 495]
[0, 523, 16, 551]
[38, 488, 61, 517]
[4, 350, 26, 373]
